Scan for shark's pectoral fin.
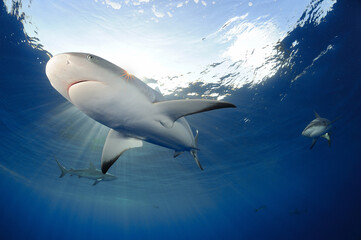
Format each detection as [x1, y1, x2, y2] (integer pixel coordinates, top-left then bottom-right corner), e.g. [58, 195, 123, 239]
[93, 178, 102, 186]
[321, 133, 331, 147]
[310, 138, 318, 150]
[101, 129, 143, 174]
[154, 99, 236, 124]
[174, 151, 183, 158]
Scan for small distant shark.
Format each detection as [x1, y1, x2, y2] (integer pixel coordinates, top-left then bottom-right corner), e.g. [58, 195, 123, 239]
[302, 112, 337, 149]
[55, 159, 117, 186]
[46, 53, 236, 173]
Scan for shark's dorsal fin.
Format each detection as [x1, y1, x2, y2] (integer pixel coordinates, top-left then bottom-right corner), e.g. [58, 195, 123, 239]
[154, 99, 236, 127]
[314, 111, 321, 118]
[101, 129, 143, 174]
[89, 162, 96, 170]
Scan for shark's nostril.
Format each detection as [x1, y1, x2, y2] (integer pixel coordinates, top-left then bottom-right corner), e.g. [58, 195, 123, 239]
[65, 54, 70, 65]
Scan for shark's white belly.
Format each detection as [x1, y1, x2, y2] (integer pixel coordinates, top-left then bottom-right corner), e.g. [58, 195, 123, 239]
[73, 171, 103, 179]
[303, 125, 328, 138]
[68, 81, 195, 151]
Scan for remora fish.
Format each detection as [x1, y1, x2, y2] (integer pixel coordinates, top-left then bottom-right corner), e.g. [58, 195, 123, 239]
[46, 53, 236, 173]
[55, 158, 117, 186]
[302, 111, 337, 149]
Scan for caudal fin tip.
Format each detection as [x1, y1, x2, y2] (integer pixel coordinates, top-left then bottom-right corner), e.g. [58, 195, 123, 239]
[101, 167, 108, 174]
[222, 102, 236, 108]
[101, 157, 119, 174]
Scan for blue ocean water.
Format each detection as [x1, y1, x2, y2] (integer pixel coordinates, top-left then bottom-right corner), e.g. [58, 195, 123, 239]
[1, 0, 361, 239]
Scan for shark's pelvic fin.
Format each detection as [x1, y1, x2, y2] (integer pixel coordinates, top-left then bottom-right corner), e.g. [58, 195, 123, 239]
[93, 178, 102, 186]
[310, 138, 318, 150]
[190, 130, 203, 170]
[154, 99, 236, 127]
[314, 111, 321, 118]
[158, 116, 174, 128]
[321, 133, 331, 147]
[55, 157, 68, 178]
[101, 129, 143, 174]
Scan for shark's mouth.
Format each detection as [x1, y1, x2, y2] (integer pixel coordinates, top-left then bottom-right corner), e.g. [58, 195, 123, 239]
[67, 80, 95, 94]
[68, 80, 89, 89]
[67, 80, 98, 99]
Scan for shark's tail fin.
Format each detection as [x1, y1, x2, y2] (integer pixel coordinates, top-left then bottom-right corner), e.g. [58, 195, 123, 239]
[190, 130, 203, 170]
[55, 157, 68, 178]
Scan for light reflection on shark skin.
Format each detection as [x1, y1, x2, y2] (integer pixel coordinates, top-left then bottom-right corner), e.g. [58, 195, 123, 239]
[55, 158, 117, 186]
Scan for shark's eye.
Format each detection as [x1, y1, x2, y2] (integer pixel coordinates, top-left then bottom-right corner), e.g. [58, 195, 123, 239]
[87, 55, 94, 61]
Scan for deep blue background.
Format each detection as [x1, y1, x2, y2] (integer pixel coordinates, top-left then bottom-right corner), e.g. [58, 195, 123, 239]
[1, 0, 361, 239]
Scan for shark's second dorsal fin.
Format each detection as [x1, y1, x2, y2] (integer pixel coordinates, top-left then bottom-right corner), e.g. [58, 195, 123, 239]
[314, 111, 321, 118]
[89, 162, 96, 170]
[154, 99, 236, 127]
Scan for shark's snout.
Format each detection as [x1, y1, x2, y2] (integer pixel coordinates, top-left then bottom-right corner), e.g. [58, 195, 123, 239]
[46, 54, 68, 77]
[46, 54, 79, 102]
[302, 126, 310, 137]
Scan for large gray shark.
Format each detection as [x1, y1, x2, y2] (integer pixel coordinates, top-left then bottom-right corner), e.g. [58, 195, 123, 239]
[46, 53, 236, 173]
[302, 112, 335, 149]
[55, 158, 117, 185]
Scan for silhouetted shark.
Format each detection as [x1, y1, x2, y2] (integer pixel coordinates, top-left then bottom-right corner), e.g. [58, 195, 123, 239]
[55, 158, 117, 186]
